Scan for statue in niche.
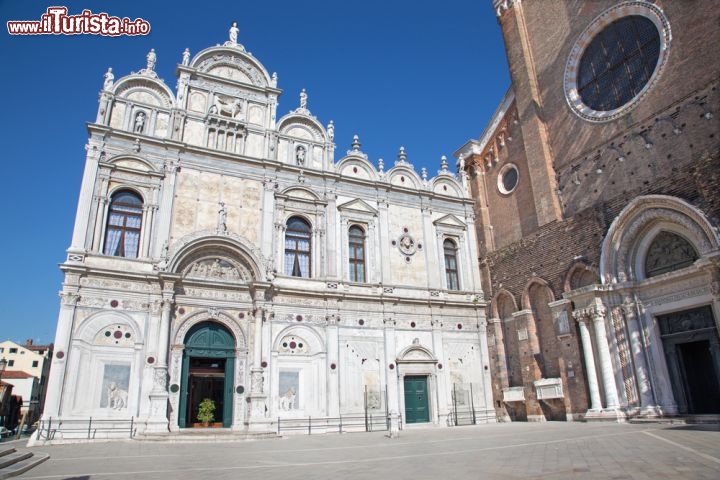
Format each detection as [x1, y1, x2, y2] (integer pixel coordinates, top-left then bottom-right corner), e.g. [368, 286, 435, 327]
[299, 88, 307, 109]
[295, 146, 306, 166]
[134, 111, 146, 133]
[217, 202, 227, 232]
[103, 67, 114, 90]
[182, 48, 190, 66]
[280, 387, 296, 410]
[107, 382, 128, 410]
[229, 21, 239, 44]
[146, 48, 157, 71]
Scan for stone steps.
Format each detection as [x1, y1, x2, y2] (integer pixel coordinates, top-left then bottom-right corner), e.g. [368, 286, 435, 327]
[628, 414, 720, 425]
[0, 446, 50, 480]
[135, 429, 279, 443]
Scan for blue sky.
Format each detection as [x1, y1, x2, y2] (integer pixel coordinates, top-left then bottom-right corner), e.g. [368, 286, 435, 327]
[0, 1, 509, 344]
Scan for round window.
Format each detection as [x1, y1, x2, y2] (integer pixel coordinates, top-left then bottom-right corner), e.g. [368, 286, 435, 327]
[498, 164, 519, 194]
[564, 2, 671, 122]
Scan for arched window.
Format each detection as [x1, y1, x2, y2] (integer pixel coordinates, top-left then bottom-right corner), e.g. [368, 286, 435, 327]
[285, 216, 311, 278]
[104, 190, 143, 258]
[645, 231, 698, 278]
[348, 225, 366, 282]
[444, 239, 459, 290]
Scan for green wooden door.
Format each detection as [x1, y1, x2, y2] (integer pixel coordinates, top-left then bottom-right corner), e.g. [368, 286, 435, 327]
[404, 376, 430, 423]
[179, 322, 235, 428]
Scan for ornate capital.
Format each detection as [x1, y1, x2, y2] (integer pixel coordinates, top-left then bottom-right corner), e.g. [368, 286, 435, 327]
[60, 291, 80, 306]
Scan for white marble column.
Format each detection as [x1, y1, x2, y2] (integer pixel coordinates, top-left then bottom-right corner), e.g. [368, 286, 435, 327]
[590, 301, 620, 409]
[42, 290, 79, 418]
[326, 316, 340, 417]
[69, 148, 101, 252]
[378, 200, 391, 284]
[421, 207, 439, 288]
[573, 311, 602, 411]
[247, 308, 268, 430]
[476, 318, 495, 419]
[621, 300, 656, 410]
[431, 318, 448, 421]
[383, 317, 399, 414]
[146, 292, 173, 432]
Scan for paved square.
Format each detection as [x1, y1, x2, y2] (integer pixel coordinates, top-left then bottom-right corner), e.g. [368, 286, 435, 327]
[16, 423, 720, 480]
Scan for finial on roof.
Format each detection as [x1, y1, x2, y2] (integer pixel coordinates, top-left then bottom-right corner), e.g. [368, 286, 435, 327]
[440, 155, 449, 171]
[300, 89, 308, 110]
[378, 158, 385, 174]
[397, 146, 407, 164]
[351, 134, 361, 152]
[421, 167, 428, 180]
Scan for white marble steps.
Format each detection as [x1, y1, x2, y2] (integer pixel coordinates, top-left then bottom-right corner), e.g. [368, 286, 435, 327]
[136, 429, 279, 443]
[0, 447, 50, 480]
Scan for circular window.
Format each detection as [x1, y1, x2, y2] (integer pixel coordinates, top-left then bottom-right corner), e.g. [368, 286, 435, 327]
[498, 164, 519, 194]
[564, 2, 671, 122]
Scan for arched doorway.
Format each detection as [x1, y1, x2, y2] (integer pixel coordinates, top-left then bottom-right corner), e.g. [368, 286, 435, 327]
[179, 322, 235, 428]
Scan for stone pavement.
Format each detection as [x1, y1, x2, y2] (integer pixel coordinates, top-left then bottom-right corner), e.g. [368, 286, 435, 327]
[15, 422, 720, 480]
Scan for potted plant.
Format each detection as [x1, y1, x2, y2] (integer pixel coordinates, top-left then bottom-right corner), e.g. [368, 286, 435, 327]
[196, 398, 216, 427]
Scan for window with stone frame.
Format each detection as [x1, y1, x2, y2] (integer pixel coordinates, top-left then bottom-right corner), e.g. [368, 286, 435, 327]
[348, 225, 366, 282]
[284, 216, 312, 278]
[644, 230, 699, 278]
[444, 238, 460, 290]
[103, 190, 143, 258]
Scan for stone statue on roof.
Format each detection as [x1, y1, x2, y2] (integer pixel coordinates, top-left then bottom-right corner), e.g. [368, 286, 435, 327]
[229, 21, 239, 45]
[103, 67, 114, 90]
[300, 89, 308, 110]
[182, 48, 190, 66]
[146, 49, 157, 71]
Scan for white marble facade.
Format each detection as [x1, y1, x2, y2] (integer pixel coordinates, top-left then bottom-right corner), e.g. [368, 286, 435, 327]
[40, 26, 494, 439]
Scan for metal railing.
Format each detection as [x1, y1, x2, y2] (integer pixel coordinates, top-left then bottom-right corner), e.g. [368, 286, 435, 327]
[35, 417, 135, 441]
[277, 413, 401, 435]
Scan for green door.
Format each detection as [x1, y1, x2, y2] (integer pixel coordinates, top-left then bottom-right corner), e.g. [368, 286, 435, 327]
[404, 376, 430, 423]
[179, 322, 235, 428]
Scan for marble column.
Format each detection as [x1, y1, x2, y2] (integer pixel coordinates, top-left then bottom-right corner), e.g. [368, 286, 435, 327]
[42, 290, 79, 418]
[590, 301, 620, 410]
[383, 317, 399, 415]
[573, 311, 602, 411]
[248, 308, 268, 430]
[431, 318, 448, 421]
[621, 300, 656, 410]
[146, 293, 173, 432]
[326, 315, 340, 417]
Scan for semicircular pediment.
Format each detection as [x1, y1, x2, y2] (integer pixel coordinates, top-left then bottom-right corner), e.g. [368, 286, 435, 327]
[191, 48, 270, 88]
[182, 257, 252, 283]
[113, 77, 174, 108]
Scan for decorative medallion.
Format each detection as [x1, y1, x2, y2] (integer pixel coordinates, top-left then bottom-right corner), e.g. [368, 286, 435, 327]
[397, 228, 417, 256]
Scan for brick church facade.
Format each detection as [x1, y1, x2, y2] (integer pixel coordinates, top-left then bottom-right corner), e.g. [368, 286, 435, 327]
[455, 0, 719, 421]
